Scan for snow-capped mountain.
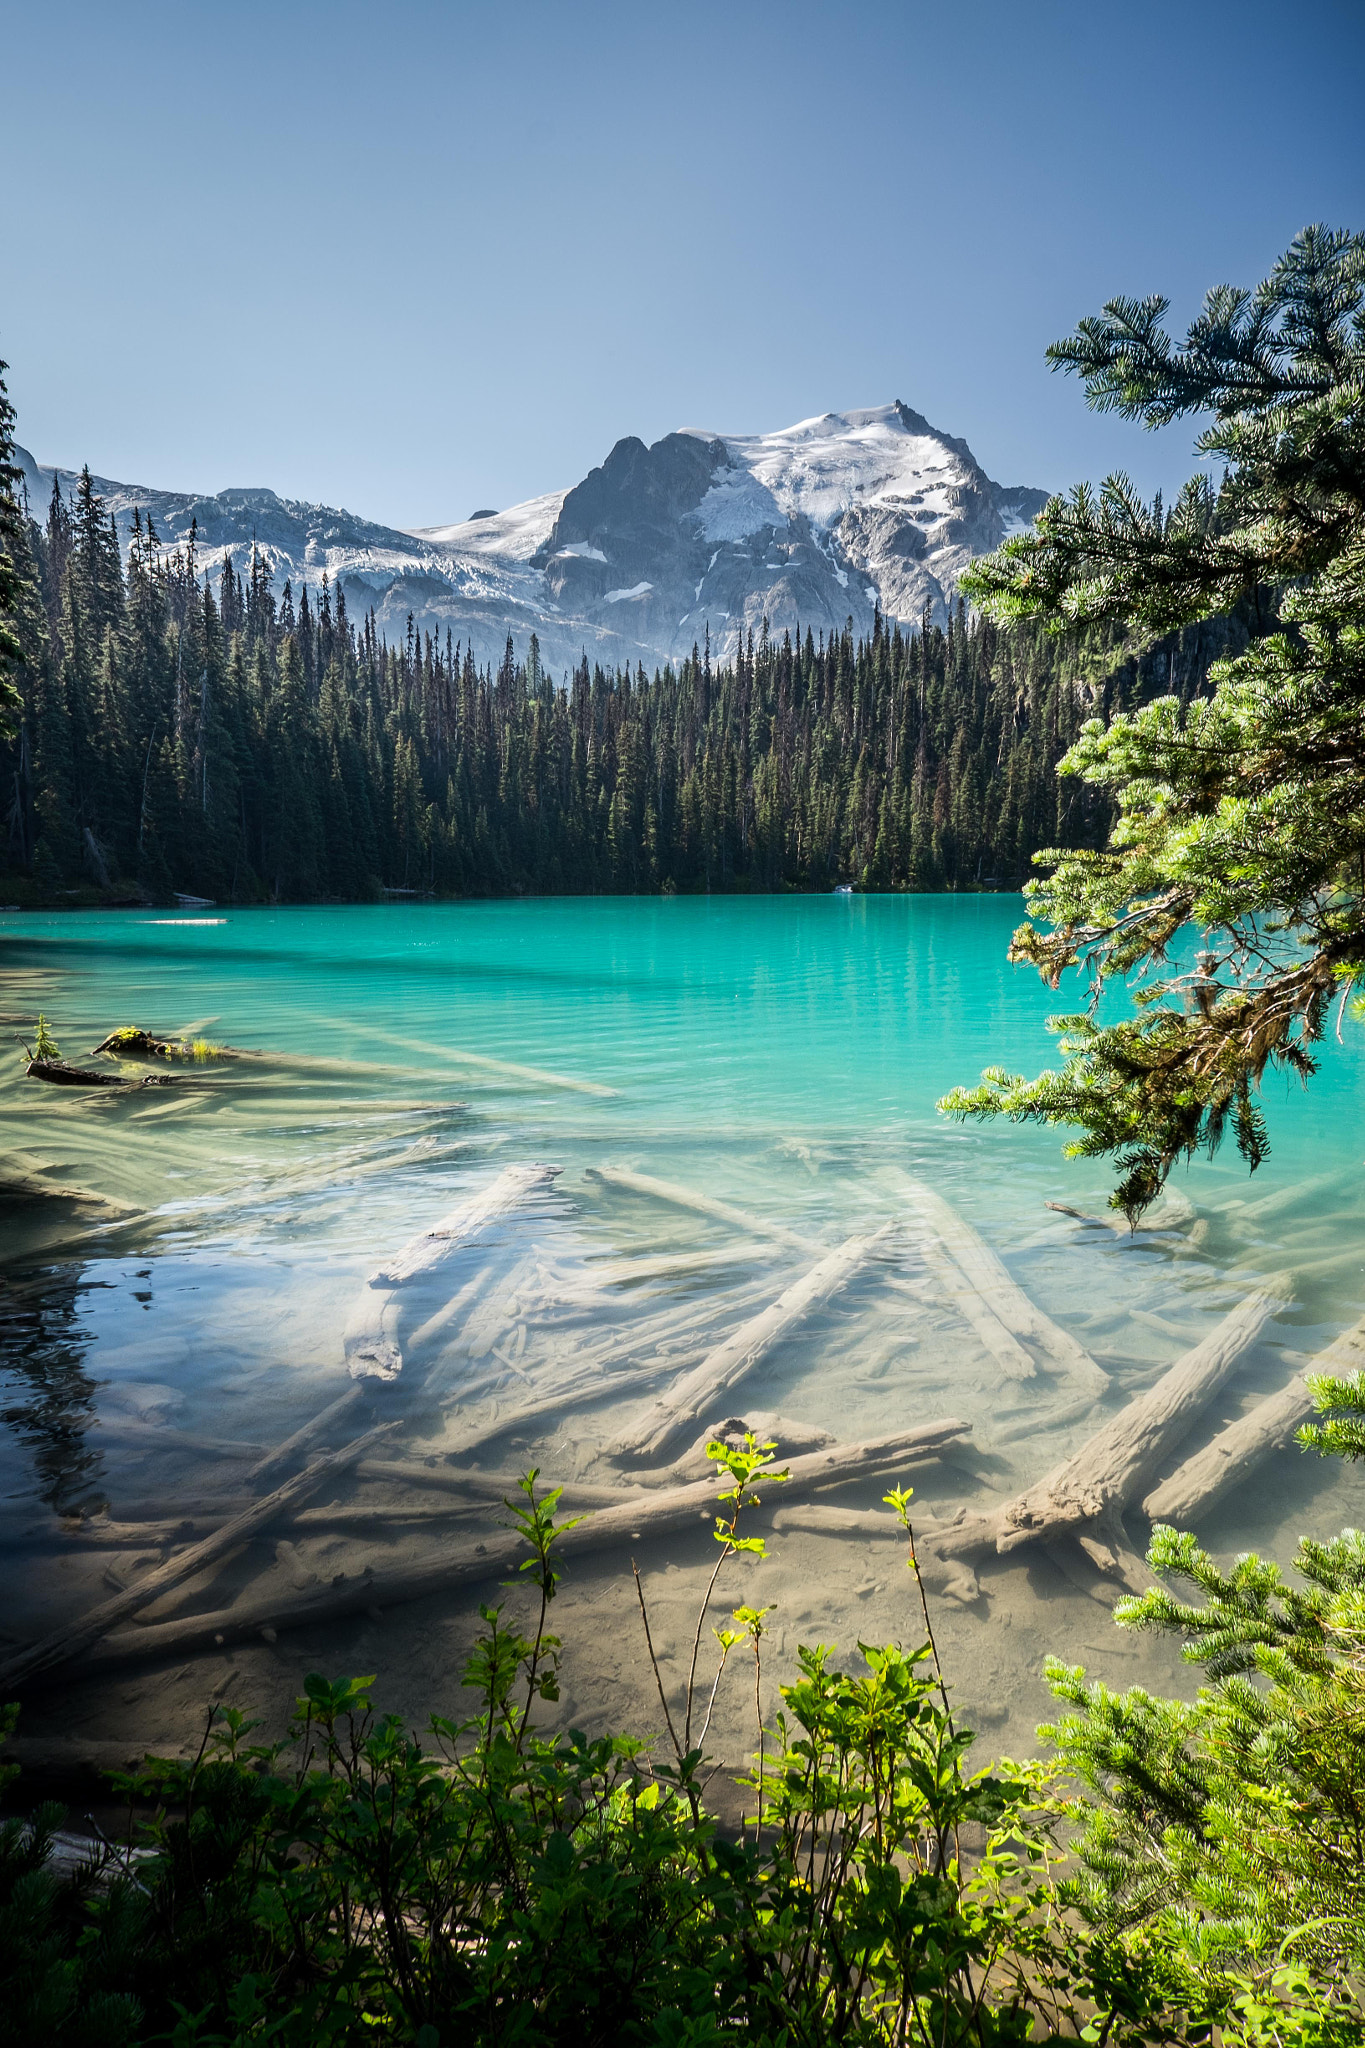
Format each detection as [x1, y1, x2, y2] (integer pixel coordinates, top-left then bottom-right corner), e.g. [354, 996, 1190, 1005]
[15, 403, 1046, 676]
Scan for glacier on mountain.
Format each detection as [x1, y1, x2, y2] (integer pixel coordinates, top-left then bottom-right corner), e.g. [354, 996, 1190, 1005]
[15, 402, 1047, 677]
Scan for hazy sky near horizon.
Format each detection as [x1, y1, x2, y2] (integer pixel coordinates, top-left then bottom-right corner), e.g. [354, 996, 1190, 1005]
[3, 0, 1363, 529]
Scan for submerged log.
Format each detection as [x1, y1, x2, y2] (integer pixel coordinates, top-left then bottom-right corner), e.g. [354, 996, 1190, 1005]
[1044, 1198, 1192, 1239]
[0, 1421, 397, 1691]
[646, 1411, 834, 1484]
[994, 1278, 1287, 1554]
[350, 1457, 629, 1510]
[431, 1275, 782, 1457]
[585, 1164, 928, 1310]
[893, 1172, 1108, 1393]
[0, 1163, 136, 1213]
[1072, 1509, 1157, 1597]
[612, 1226, 895, 1461]
[64, 1418, 971, 1677]
[769, 1501, 982, 1604]
[913, 1234, 1036, 1382]
[926, 1279, 1290, 1569]
[25, 1058, 173, 1090]
[585, 1164, 815, 1252]
[8, 1512, 233, 1551]
[1141, 1309, 1365, 1525]
[1219, 1168, 1353, 1226]
[247, 1385, 365, 1485]
[347, 1026, 617, 1098]
[343, 1162, 561, 1381]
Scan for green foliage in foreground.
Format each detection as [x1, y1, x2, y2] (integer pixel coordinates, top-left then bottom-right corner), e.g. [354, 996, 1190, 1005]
[944, 226, 1365, 1220]
[2, 1423, 1364, 2045]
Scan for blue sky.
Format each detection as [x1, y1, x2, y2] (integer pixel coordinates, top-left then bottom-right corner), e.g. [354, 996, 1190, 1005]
[3, 0, 1362, 528]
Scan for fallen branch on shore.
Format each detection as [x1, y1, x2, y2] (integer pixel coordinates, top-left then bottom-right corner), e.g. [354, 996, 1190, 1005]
[51, 1418, 970, 1680]
[343, 1162, 561, 1381]
[924, 1279, 1289, 1589]
[0, 1421, 397, 1691]
[1141, 1309, 1365, 1525]
[612, 1227, 894, 1460]
[891, 1171, 1108, 1393]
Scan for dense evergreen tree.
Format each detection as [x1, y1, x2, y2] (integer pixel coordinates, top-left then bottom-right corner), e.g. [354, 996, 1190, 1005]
[0, 402, 1250, 906]
[945, 225, 1365, 1219]
[0, 360, 36, 742]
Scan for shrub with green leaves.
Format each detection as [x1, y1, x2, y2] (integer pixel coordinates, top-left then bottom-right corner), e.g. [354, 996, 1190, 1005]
[0, 1461, 1096, 2047]
[2, 1434, 1362, 2043]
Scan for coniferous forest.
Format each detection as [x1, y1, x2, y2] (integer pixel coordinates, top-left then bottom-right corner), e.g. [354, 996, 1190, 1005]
[0, 439, 1237, 906]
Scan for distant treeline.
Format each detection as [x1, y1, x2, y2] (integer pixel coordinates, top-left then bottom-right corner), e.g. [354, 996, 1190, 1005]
[1, 465, 1237, 903]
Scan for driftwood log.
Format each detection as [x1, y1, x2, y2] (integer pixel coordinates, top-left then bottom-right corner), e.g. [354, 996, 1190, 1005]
[85, 1419, 268, 1461]
[1217, 1169, 1352, 1226]
[769, 1501, 982, 1604]
[1141, 1308, 1365, 1525]
[431, 1274, 783, 1457]
[0, 1422, 397, 1691]
[891, 1172, 1108, 1393]
[25, 1059, 173, 1090]
[990, 1278, 1285, 1553]
[645, 1412, 834, 1485]
[925, 1279, 1289, 1588]
[585, 1164, 928, 1309]
[91, 1029, 219, 1061]
[612, 1227, 894, 1460]
[25, 1423, 838, 1547]
[0, 1160, 137, 1214]
[56, 1418, 971, 1680]
[1140, 1377, 1314, 1527]
[247, 1385, 366, 1484]
[343, 1162, 561, 1381]
[585, 1164, 816, 1252]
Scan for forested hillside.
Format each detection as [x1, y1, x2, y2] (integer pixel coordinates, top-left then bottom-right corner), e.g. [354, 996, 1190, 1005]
[1, 452, 1232, 905]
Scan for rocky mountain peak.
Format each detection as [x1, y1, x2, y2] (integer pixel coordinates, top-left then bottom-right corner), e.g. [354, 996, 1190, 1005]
[16, 401, 1048, 676]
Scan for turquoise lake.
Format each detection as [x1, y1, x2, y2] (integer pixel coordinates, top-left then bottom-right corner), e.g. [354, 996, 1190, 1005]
[2, 897, 1362, 1765]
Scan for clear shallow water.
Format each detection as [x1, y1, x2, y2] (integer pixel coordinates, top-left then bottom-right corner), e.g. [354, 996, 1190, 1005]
[2, 898, 1362, 1766]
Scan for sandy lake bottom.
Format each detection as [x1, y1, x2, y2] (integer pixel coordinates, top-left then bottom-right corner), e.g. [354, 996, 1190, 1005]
[2, 895, 1363, 1797]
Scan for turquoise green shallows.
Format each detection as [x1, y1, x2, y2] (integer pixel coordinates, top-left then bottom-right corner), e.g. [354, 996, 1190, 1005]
[0, 899, 1360, 1750]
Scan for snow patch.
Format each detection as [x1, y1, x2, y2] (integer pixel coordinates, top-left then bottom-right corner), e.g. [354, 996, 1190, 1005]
[605, 582, 653, 603]
[684, 405, 964, 539]
[694, 465, 787, 542]
[411, 490, 566, 563]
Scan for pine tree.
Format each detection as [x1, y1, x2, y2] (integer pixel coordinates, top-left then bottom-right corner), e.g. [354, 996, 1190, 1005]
[944, 227, 1365, 1220]
[0, 359, 34, 739]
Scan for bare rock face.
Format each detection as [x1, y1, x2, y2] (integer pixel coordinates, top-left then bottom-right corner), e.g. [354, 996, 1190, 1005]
[18, 402, 1048, 677]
